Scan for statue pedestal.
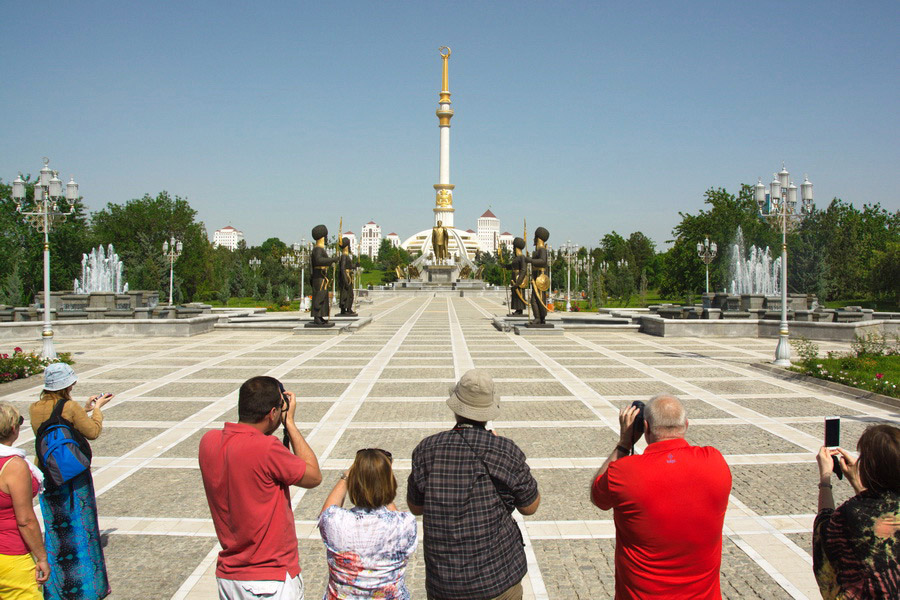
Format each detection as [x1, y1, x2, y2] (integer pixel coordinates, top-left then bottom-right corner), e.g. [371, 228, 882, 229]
[425, 265, 456, 283]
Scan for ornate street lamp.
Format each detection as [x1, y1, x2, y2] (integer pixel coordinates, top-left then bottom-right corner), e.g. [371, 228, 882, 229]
[248, 257, 261, 270]
[696, 236, 717, 294]
[10, 158, 79, 359]
[754, 164, 814, 366]
[162, 237, 183, 306]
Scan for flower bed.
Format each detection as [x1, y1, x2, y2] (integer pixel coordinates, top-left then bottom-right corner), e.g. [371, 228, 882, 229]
[0, 348, 75, 384]
[791, 335, 899, 399]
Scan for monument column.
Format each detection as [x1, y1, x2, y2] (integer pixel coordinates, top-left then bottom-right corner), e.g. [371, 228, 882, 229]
[434, 46, 455, 228]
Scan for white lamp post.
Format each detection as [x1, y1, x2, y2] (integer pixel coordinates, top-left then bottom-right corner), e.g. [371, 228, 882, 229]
[696, 236, 717, 294]
[162, 237, 183, 306]
[281, 251, 301, 302]
[755, 164, 814, 366]
[11, 158, 79, 359]
[565, 240, 573, 312]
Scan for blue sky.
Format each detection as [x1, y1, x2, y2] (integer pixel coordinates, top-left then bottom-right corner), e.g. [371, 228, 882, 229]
[2, 1, 897, 249]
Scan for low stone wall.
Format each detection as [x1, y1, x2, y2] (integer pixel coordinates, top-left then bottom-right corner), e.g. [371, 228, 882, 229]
[0, 314, 221, 341]
[639, 315, 898, 342]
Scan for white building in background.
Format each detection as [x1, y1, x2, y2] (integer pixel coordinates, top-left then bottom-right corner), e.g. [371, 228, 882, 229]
[499, 231, 514, 253]
[386, 232, 401, 248]
[477, 209, 500, 253]
[213, 226, 244, 250]
[342, 231, 358, 251]
[360, 221, 382, 258]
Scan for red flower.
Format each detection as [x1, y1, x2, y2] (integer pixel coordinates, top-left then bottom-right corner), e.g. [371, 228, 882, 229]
[13, 347, 22, 354]
[333, 551, 364, 582]
[875, 373, 884, 380]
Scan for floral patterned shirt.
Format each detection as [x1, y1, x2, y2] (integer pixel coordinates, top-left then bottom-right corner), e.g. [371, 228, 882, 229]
[813, 490, 900, 599]
[318, 505, 417, 600]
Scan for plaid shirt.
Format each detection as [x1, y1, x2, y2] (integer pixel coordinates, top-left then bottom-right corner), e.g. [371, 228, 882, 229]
[408, 426, 539, 600]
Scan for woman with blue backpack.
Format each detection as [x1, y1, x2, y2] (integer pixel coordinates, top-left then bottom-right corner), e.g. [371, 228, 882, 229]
[30, 363, 112, 600]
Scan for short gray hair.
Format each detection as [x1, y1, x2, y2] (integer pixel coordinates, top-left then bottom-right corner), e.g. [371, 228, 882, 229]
[645, 394, 687, 434]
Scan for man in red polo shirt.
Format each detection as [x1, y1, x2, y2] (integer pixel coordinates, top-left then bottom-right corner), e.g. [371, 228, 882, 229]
[200, 376, 323, 600]
[591, 395, 731, 600]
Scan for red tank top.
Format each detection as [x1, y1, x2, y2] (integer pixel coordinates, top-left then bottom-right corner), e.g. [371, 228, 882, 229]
[0, 455, 40, 555]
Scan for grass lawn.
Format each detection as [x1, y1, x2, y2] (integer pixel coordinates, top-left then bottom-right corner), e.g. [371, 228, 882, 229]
[793, 354, 900, 399]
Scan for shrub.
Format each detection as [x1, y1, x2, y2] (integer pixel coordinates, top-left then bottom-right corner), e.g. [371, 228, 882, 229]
[0, 348, 75, 384]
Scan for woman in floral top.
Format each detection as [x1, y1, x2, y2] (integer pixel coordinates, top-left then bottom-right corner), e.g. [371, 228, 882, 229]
[318, 448, 417, 600]
[813, 423, 899, 599]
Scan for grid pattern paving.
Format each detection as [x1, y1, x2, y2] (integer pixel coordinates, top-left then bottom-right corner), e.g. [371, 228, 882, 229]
[2, 294, 896, 600]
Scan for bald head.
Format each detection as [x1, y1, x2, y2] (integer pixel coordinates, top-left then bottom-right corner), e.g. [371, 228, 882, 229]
[644, 394, 687, 440]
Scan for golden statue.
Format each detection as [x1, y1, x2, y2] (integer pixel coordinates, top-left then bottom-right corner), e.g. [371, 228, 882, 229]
[432, 220, 450, 262]
[458, 265, 472, 279]
[408, 264, 420, 279]
[395, 265, 407, 280]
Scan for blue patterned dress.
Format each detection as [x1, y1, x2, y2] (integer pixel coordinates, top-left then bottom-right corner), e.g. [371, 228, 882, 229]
[39, 470, 110, 600]
[318, 505, 417, 600]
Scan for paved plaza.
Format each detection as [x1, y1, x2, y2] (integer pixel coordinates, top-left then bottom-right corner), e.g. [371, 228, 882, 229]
[2, 295, 898, 600]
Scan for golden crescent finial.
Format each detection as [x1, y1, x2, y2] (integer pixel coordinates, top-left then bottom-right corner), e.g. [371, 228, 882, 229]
[439, 46, 451, 58]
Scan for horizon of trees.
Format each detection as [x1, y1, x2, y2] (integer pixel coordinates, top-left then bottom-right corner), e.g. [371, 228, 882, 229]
[1, 178, 897, 308]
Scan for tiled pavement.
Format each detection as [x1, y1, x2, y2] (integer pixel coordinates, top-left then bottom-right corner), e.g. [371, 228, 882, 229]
[2, 295, 898, 600]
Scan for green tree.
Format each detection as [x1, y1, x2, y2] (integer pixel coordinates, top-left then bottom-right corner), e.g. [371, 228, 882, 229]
[91, 191, 212, 301]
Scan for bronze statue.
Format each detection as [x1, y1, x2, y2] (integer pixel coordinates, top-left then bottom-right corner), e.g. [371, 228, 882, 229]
[307, 224, 339, 327]
[526, 227, 550, 326]
[458, 265, 472, 279]
[432, 220, 450, 262]
[338, 237, 358, 317]
[407, 264, 420, 279]
[502, 237, 529, 315]
[395, 265, 407, 280]
[474, 265, 484, 280]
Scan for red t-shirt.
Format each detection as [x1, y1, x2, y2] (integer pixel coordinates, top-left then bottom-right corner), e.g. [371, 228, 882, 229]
[591, 438, 732, 600]
[199, 423, 307, 581]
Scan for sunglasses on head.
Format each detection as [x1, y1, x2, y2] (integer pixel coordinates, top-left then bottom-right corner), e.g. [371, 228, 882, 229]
[357, 448, 392, 462]
[17, 416, 24, 427]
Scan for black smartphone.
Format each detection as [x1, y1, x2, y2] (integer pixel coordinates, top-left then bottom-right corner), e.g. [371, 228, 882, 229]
[824, 417, 843, 480]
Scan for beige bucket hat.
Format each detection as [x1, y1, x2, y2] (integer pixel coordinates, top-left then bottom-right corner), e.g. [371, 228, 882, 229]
[446, 369, 500, 422]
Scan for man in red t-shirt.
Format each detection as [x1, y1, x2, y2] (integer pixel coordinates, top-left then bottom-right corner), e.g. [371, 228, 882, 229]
[199, 376, 323, 600]
[591, 395, 732, 600]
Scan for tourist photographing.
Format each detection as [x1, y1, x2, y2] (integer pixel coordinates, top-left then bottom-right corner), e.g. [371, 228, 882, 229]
[30, 363, 111, 600]
[591, 395, 732, 600]
[199, 376, 322, 600]
[814, 423, 900, 598]
[318, 448, 417, 599]
[408, 369, 540, 600]
[0, 402, 48, 599]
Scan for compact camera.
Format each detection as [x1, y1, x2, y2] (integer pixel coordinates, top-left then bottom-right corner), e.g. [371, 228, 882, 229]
[631, 400, 646, 447]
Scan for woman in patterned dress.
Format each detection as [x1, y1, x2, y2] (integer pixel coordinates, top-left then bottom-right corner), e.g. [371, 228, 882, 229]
[814, 423, 900, 599]
[30, 363, 112, 600]
[318, 448, 417, 600]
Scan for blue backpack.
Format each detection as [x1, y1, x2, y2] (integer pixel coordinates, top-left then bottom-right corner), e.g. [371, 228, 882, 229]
[35, 398, 92, 487]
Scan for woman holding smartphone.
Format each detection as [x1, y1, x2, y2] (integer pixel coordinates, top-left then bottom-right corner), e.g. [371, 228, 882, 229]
[318, 448, 417, 599]
[30, 363, 112, 600]
[814, 423, 900, 599]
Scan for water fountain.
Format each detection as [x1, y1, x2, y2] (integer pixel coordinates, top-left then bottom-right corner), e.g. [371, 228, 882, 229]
[73, 244, 129, 294]
[727, 227, 781, 296]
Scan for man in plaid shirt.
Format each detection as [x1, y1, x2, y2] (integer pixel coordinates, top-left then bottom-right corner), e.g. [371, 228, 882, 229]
[408, 369, 541, 600]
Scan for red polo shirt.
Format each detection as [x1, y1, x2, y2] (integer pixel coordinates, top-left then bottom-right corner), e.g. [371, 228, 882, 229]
[591, 438, 732, 600]
[199, 423, 307, 581]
